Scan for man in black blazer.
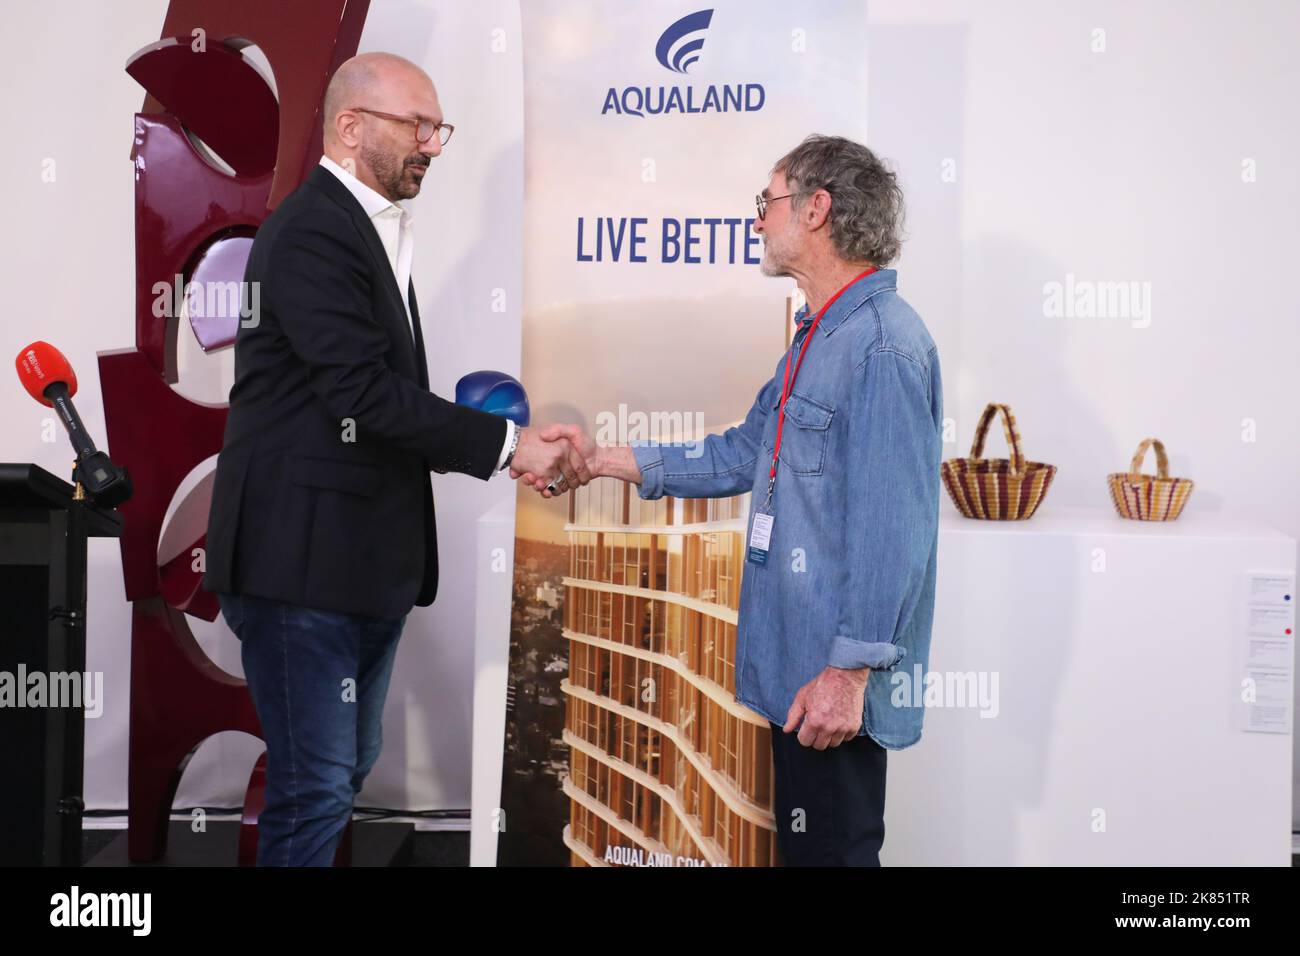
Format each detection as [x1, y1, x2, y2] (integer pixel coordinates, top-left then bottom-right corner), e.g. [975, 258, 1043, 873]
[203, 51, 583, 865]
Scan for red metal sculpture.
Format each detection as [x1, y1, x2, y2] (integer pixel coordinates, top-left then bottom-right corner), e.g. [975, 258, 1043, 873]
[99, 0, 371, 864]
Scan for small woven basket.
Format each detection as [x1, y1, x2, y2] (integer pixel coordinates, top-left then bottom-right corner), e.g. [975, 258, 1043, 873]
[1107, 438, 1193, 521]
[941, 402, 1057, 520]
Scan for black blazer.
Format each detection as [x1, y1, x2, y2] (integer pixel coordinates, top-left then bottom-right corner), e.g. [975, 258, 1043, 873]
[203, 164, 507, 619]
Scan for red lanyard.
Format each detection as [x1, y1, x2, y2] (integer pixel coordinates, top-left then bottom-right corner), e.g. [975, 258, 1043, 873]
[766, 267, 877, 501]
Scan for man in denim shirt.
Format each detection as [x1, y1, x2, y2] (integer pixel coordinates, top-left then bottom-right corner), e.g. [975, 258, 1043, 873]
[520, 135, 942, 866]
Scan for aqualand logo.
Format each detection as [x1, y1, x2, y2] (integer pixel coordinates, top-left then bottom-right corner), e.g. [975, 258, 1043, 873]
[601, 7, 766, 118]
[656, 7, 713, 74]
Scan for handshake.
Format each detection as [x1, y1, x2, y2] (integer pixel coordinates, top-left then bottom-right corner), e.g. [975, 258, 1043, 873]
[506, 424, 640, 497]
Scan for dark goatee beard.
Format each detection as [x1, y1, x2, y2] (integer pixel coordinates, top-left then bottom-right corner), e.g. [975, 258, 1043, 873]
[361, 145, 426, 201]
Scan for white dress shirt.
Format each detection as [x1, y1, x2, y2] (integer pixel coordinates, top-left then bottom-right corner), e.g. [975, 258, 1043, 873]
[318, 155, 515, 473]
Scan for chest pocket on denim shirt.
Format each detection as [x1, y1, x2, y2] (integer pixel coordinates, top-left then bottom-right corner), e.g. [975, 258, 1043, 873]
[766, 391, 835, 476]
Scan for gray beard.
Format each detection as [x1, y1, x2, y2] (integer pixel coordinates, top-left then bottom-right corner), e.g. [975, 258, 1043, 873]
[760, 251, 791, 278]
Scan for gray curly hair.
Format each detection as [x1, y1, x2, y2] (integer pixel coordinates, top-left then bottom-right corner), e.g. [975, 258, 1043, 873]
[773, 135, 906, 266]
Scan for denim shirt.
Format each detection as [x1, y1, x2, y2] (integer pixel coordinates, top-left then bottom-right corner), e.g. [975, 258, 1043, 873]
[631, 268, 942, 750]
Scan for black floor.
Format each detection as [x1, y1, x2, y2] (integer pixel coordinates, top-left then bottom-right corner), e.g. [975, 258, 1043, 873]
[81, 827, 469, 867]
[79, 828, 1300, 867]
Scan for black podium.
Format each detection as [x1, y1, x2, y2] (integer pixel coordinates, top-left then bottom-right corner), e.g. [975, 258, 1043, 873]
[0, 463, 123, 866]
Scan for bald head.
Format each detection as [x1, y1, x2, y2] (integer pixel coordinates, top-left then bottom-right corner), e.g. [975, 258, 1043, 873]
[322, 52, 445, 201]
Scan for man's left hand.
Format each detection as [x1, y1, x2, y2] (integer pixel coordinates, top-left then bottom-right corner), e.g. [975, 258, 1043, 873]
[782, 665, 870, 750]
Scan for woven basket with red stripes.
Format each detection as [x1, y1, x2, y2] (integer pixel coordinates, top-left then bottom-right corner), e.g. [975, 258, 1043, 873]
[1107, 437, 1193, 521]
[941, 402, 1057, 520]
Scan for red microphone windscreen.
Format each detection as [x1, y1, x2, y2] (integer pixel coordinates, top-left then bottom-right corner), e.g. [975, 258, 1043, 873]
[15, 341, 77, 407]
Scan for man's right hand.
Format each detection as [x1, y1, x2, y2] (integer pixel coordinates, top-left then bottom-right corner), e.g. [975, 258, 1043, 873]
[511, 424, 642, 496]
[510, 426, 591, 492]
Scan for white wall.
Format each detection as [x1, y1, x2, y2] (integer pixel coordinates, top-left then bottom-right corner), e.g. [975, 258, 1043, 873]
[868, 0, 1300, 826]
[1, 0, 1296, 830]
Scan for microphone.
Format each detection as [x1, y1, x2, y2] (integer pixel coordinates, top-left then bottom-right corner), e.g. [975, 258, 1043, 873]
[15, 341, 133, 508]
[454, 369, 530, 426]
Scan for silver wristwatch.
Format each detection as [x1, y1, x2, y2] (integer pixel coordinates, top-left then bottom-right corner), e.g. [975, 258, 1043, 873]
[501, 423, 521, 471]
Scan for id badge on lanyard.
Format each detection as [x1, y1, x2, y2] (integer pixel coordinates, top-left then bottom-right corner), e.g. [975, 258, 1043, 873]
[747, 510, 775, 565]
[747, 266, 876, 566]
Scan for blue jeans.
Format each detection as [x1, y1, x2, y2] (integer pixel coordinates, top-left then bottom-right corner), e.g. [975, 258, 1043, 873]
[218, 592, 405, 866]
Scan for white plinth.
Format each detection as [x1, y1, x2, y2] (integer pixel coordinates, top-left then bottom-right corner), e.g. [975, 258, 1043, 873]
[883, 505, 1296, 866]
[468, 497, 517, 866]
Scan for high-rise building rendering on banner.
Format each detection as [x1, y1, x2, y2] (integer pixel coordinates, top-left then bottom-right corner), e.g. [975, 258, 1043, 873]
[561, 476, 778, 867]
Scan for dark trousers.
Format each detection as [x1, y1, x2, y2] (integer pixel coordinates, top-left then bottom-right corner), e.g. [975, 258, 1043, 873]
[769, 722, 889, 866]
[219, 593, 405, 866]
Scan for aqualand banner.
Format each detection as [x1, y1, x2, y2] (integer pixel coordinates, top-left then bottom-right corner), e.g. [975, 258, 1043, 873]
[496, 0, 869, 867]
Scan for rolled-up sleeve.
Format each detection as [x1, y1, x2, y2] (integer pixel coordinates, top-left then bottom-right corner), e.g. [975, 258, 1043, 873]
[830, 346, 940, 672]
[631, 374, 778, 500]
